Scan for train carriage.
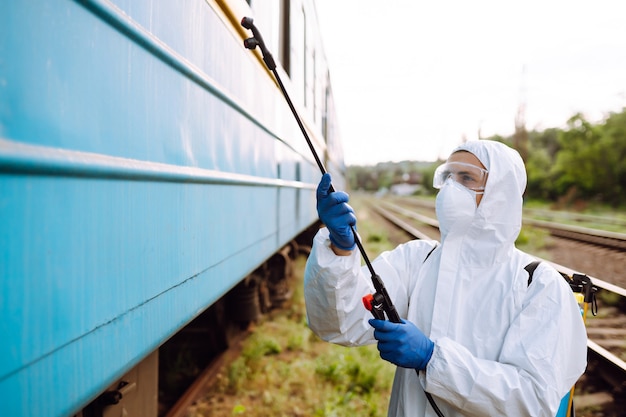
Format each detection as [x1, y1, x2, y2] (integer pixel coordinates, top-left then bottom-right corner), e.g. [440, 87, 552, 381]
[0, 0, 344, 415]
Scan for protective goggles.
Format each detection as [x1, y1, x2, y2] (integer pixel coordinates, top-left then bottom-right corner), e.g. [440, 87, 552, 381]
[433, 162, 489, 192]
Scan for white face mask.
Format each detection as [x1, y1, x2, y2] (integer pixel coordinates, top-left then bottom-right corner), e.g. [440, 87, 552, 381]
[435, 179, 477, 238]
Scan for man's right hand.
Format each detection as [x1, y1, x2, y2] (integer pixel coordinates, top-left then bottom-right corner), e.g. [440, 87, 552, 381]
[316, 173, 356, 251]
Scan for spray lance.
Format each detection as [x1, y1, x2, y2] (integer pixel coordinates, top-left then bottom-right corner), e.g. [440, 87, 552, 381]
[241, 17, 444, 417]
[240, 16, 399, 323]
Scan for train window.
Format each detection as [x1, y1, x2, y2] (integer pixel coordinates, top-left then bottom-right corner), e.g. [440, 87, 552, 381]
[279, 1, 315, 113]
[323, 81, 336, 144]
[279, 0, 290, 75]
[323, 84, 329, 140]
[316, 58, 325, 125]
[305, 8, 316, 117]
[311, 49, 317, 121]
[302, 6, 308, 108]
[289, 5, 305, 105]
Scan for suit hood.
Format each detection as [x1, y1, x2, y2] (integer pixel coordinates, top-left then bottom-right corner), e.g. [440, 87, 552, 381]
[448, 140, 526, 265]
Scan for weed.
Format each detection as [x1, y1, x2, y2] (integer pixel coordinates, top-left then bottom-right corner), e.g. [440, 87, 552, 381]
[516, 225, 550, 256]
[194, 217, 395, 417]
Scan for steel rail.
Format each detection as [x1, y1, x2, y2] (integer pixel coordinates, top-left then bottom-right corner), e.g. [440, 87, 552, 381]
[370, 200, 626, 384]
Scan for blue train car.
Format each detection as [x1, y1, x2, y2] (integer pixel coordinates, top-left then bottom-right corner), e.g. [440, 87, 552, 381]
[0, 1, 344, 415]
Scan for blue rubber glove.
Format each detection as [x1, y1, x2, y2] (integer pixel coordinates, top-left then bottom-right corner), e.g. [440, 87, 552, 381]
[316, 173, 357, 250]
[369, 318, 434, 370]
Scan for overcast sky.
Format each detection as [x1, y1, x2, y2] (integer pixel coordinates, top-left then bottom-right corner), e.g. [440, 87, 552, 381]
[314, 0, 626, 165]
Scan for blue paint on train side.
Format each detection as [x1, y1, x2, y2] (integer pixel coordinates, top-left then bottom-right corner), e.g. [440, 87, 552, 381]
[1, 1, 338, 415]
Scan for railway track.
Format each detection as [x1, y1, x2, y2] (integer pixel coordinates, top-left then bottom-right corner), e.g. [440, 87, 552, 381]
[371, 198, 626, 415]
[164, 330, 251, 417]
[386, 196, 626, 253]
[523, 218, 626, 251]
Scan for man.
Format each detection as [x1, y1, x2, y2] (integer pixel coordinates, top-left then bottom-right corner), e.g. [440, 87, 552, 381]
[304, 140, 587, 416]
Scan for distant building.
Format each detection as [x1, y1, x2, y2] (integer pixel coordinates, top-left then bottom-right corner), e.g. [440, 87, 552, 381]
[390, 183, 422, 196]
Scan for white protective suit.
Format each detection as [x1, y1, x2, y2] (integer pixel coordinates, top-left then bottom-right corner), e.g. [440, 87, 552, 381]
[304, 140, 588, 417]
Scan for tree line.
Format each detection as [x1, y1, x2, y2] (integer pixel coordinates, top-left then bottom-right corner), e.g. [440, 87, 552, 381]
[347, 107, 626, 207]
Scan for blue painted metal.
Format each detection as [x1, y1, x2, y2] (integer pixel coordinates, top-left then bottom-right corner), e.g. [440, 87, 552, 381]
[555, 392, 572, 417]
[0, 0, 342, 415]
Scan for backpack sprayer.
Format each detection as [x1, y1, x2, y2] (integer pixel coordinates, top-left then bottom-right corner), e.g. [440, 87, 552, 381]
[241, 17, 444, 417]
[564, 272, 598, 417]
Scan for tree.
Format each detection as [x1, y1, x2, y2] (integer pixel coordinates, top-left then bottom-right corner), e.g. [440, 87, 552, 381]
[345, 108, 626, 206]
[596, 108, 626, 205]
[553, 114, 601, 199]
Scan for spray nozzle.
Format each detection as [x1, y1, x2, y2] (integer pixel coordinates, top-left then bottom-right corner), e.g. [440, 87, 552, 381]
[240, 16, 276, 70]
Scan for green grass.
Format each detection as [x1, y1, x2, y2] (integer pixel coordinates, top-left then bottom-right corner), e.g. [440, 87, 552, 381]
[515, 225, 552, 258]
[349, 194, 404, 255]
[190, 255, 396, 417]
[523, 199, 626, 233]
[187, 197, 402, 416]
